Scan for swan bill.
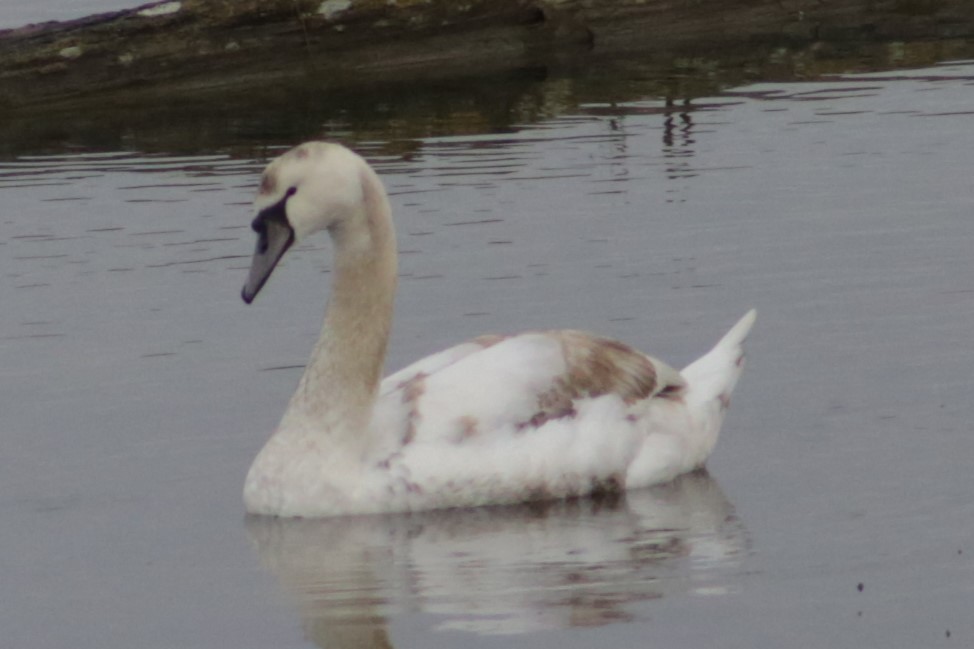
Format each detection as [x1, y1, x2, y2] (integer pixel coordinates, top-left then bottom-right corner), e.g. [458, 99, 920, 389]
[242, 198, 295, 304]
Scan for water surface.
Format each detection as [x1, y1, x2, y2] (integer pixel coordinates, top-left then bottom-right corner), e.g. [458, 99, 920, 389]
[3, 60, 974, 647]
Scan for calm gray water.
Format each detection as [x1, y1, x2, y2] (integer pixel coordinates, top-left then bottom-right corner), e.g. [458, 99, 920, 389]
[3, 60, 974, 647]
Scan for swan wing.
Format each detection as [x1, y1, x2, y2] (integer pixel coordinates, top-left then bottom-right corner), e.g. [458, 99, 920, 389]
[378, 334, 510, 398]
[368, 331, 685, 468]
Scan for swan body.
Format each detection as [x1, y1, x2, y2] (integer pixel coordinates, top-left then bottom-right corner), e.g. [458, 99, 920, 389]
[241, 141, 755, 517]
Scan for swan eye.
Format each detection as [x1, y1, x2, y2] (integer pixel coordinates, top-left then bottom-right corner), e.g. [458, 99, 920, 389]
[251, 187, 297, 252]
[254, 223, 269, 253]
[251, 212, 271, 253]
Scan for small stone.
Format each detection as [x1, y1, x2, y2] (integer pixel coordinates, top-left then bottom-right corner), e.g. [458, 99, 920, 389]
[138, 2, 181, 18]
[318, 0, 352, 20]
[59, 46, 83, 60]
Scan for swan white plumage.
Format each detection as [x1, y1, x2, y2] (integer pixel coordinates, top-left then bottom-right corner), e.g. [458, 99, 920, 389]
[241, 141, 755, 517]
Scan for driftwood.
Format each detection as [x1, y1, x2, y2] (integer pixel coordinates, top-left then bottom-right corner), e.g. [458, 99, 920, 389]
[1, 0, 972, 111]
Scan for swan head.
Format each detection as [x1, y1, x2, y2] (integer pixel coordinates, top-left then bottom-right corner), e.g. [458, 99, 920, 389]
[242, 142, 370, 303]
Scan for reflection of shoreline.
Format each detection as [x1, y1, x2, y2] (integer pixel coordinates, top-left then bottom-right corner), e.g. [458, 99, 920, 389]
[4, 28, 974, 158]
[246, 470, 746, 646]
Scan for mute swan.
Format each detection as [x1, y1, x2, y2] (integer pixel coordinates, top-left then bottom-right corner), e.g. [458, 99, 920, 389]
[241, 141, 755, 517]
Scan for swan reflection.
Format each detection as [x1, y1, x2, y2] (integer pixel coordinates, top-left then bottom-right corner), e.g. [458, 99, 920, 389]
[246, 470, 745, 646]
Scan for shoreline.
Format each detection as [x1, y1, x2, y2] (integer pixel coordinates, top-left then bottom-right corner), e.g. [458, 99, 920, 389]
[2, 0, 972, 112]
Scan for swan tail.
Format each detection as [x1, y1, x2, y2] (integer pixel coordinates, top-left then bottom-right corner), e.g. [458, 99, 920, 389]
[680, 309, 756, 426]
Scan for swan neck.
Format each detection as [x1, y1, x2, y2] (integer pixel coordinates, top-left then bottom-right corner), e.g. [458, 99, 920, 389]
[283, 163, 397, 442]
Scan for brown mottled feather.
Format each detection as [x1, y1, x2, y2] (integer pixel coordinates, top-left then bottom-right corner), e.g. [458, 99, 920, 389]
[556, 331, 661, 404]
[472, 333, 509, 348]
[399, 372, 427, 445]
[516, 330, 686, 432]
[258, 171, 276, 196]
[455, 415, 479, 442]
